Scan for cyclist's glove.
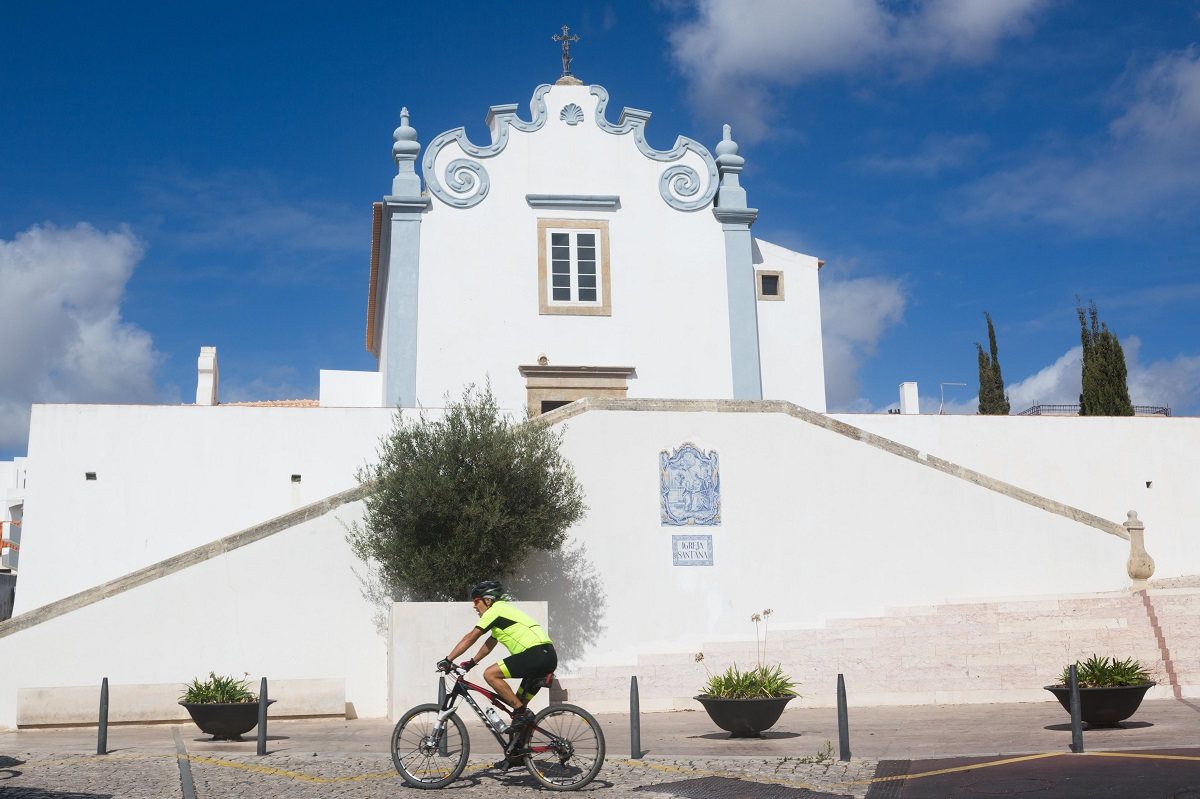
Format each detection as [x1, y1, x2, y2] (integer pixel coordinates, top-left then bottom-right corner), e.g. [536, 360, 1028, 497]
[436, 658, 454, 673]
[459, 658, 476, 671]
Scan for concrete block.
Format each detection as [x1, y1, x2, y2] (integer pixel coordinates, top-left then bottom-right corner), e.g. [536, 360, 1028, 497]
[388, 601, 547, 721]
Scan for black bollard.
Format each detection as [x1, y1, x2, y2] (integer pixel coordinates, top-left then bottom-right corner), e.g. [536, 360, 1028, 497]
[836, 673, 850, 761]
[97, 677, 109, 755]
[630, 676, 642, 759]
[1068, 664, 1084, 753]
[437, 677, 447, 757]
[257, 677, 268, 756]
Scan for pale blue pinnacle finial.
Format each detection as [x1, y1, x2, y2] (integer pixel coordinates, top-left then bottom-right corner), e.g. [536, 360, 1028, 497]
[715, 124, 742, 164]
[392, 107, 423, 196]
[715, 123, 748, 210]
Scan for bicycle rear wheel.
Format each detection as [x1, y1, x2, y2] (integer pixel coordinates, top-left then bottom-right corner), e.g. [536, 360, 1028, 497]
[391, 703, 470, 788]
[523, 703, 606, 790]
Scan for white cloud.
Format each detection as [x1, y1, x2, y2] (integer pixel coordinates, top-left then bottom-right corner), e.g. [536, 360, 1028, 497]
[1124, 337, 1200, 415]
[1004, 347, 1082, 411]
[964, 47, 1200, 227]
[669, 0, 1047, 139]
[946, 337, 1200, 416]
[821, 274, 908, 411]
[0, 223, 161, 452]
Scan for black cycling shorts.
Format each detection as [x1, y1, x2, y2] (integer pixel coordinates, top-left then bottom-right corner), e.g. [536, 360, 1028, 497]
[497, 643, 558, 701]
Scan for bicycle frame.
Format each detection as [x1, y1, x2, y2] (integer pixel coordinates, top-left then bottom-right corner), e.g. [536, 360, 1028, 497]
[433, 668, 557, 756]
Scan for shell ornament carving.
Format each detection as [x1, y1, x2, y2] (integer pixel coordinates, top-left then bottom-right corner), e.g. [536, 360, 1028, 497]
[559, 103, 584, 126]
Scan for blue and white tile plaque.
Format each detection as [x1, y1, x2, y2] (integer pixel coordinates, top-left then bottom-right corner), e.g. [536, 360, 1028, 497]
[660, 443, 720, 526]
[672, 534, 713, 566]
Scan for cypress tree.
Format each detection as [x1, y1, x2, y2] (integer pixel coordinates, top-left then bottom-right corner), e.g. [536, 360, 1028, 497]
[975, 312, 1010, 415]
[1077, 302, 1134, 416]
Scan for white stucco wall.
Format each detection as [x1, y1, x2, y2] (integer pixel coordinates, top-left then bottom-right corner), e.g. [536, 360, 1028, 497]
[829, 412, 1200, 582]
[754, 239, 825, 411]
[392, 83, 825, 413]
[15, 404, 394, 614]
[0, 499, 388, 730]
[4, 401, 1198, 727]
[523, 406, 1192, 669]
[319, 370, 383, 407]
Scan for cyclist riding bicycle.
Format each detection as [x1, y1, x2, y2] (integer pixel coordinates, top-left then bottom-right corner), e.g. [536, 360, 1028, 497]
[438, 580, 558, 766]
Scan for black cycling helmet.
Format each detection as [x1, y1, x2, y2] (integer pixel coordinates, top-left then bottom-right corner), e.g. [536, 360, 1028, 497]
[469, 580, 504, 601]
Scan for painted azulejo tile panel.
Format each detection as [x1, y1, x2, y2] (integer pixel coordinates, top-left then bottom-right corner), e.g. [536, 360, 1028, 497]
[660, 443, 720, 526]
[672, 534, 714, 566]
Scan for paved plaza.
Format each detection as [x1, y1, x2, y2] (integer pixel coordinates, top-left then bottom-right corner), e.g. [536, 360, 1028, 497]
[1, 699, 1198, 797]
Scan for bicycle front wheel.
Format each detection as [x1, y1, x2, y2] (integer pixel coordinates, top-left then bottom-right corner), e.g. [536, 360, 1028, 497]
[391, 703, 470, 789]
[524, 703, 606, 790]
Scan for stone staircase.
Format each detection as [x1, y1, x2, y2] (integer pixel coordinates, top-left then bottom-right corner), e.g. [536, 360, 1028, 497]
[556, 586, 1200, 713]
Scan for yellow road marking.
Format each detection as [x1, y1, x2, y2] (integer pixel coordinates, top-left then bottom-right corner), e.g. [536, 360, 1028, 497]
[183, 755, 397, 783]
[845, 752, 1062, 785]
[1086, 751, 1200, 763]
[13, 748, 1200, 787]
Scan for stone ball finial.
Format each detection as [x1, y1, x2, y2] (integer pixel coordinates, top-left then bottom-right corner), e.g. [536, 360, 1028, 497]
[1125, 510, 1144, 529]
[715, 123, 744, 169]
[393, 107, 420, 160]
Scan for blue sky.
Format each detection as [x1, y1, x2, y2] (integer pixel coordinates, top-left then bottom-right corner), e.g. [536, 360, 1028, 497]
[2, 0, 1199, 458]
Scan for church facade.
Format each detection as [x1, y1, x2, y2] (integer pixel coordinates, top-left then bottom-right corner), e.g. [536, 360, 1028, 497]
[357, 78, 825, 415]
[2, 66, 1199, 728]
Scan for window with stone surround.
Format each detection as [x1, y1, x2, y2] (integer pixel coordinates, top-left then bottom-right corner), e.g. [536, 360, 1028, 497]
[756, 269, 784, 301]
[538, 219, 611, 316]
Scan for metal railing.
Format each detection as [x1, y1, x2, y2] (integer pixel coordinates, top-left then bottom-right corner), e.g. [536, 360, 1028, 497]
[1018, 403, 1171, 417]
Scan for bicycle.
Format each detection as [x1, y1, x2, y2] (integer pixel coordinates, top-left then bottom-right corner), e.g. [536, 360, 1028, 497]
[390, 662, 605, 791]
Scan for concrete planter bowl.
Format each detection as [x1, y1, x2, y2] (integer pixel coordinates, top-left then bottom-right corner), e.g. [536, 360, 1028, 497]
[1043, 684, 1154, 728]
[694, 695, 794, 738]
[180, 700, 274, 740]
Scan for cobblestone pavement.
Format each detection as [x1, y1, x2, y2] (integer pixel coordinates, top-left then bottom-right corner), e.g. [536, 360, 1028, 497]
[0, 752, 878, 798]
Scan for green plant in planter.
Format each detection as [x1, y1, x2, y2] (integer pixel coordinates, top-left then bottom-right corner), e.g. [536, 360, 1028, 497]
[1056, 655, 1154, 688]
[696, 609, 799, 699]
[180, 672, 258, 704]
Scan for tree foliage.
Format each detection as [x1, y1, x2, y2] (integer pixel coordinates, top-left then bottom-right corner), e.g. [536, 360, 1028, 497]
[1077, 301, 1134, 416]
[348, 383, 587, 601]
[975, 312, 1010, 415]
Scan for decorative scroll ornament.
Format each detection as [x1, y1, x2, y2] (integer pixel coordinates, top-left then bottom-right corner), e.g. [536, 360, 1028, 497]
[560, 103, 584, 125]
[660, 443, 721, 526]
[422, 83, 718, 211]
[591, 85, 719, 212]
[422, 85, 552, 208]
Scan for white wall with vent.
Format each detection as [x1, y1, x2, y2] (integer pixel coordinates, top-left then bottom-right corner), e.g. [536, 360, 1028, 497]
[15, 404, 394, 614]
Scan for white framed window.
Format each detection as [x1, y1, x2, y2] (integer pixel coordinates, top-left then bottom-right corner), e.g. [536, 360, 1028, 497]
[537, 219, 611, 316]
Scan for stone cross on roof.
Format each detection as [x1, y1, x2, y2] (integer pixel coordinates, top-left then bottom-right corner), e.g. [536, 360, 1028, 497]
[552, 25, 582, 85]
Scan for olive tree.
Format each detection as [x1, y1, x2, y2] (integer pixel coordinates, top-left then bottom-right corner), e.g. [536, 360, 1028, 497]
[348, 383, 586, 601]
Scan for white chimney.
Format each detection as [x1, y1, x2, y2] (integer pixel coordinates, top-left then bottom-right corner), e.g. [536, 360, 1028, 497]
[196, 347, 219, 406]
[899, 382, 919, 415]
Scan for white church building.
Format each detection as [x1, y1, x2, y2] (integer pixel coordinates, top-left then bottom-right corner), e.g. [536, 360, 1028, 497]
[2, 66, 1198, 729]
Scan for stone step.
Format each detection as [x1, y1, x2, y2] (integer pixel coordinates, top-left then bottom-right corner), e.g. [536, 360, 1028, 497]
[558, 587, 1200, 709]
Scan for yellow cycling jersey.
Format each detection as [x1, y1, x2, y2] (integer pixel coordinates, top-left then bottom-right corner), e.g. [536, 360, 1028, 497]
[475, 600, 553, 655]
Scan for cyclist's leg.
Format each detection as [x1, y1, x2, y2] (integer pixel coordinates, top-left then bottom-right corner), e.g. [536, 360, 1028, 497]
[482, 661, 522, 709]
[500, 646, 557, 755]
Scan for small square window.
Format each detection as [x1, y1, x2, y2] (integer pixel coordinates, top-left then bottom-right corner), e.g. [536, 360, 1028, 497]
[756, 270, 785, 301]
